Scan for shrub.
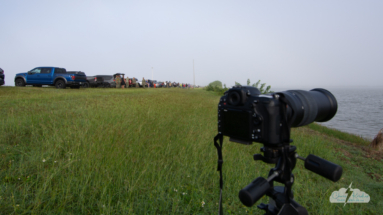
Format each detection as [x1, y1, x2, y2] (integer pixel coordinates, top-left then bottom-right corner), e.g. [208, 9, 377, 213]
[209, 80, 222, 88]
[205, 80, 227, 95]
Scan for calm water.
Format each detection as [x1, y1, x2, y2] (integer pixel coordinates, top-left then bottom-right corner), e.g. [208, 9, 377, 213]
[272, 87, 383, 140]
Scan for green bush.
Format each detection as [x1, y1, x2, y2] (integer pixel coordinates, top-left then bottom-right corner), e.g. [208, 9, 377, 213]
[208, 80, 222, 88]
[205, 80, 227, 95]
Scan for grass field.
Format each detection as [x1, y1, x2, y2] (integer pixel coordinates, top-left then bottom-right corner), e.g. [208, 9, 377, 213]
[0, 87, 382, 214]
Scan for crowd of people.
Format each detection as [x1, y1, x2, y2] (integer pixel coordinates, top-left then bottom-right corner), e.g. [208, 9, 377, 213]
[113, 73, 194, 89]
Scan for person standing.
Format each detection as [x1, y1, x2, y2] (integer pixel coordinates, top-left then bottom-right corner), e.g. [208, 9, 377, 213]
[121, 75, 125, 89]
[132, 77, 137, 88]
[115, 74, 121, 88]
[142, 77, 146, 88]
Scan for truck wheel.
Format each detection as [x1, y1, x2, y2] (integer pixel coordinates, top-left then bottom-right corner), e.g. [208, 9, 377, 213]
[55, 80, 66, 89]
[15, 79, 25, 87]
[82, 82, 89, 88]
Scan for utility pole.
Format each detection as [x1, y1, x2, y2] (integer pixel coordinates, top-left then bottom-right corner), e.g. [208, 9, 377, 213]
[193, 59, 195, 87]
[152, 67, 153, 80]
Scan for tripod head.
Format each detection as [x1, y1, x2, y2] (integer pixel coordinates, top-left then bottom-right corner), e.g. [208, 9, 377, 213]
[238, 141, 343, 215]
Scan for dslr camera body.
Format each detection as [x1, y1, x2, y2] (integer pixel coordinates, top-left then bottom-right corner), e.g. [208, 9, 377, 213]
[218, 86, 282, 145]
[218, 86, 337, 146]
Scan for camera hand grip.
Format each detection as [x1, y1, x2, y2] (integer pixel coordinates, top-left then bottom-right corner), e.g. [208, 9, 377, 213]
[239, 177, 271, 207]
[304, 154, 343, 182]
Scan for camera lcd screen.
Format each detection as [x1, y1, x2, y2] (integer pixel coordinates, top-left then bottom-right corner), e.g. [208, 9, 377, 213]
[222, 109, 251, 139]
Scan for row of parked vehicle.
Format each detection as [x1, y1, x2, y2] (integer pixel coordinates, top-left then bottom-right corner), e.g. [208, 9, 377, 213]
[84, 73, 178, 88]
[13, 67, 189, 89]
[83, 74, 140, 88]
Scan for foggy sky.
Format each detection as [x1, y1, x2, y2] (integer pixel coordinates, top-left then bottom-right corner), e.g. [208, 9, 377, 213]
[1, 0, 382, 88]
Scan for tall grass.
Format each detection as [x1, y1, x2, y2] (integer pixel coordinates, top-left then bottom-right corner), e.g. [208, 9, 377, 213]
[0, 87, 382, 214]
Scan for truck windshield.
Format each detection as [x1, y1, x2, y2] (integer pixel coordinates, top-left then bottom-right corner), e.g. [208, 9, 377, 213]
[30, 68, 41, 74]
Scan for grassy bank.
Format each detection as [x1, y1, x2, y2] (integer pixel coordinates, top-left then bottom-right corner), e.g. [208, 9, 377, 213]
[0, 87, 382, 214]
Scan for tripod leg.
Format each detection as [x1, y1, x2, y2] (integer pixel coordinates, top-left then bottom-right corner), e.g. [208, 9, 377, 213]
[290, 199, 308, 215]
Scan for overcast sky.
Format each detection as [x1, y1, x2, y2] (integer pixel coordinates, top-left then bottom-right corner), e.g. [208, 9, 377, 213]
[1, 0, 382, 88]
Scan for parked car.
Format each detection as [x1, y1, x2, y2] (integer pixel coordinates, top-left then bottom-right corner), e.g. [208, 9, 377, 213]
[95, 75, 116, 88]
[67, 71, 86, 75]
[81, 75, 110, 88]
[0, 68, 4, 86]
[14, 67, 86, 89]
[157, 81, 164, 88]
[67, 71, 87, 88]
[83, 76, 96, 88]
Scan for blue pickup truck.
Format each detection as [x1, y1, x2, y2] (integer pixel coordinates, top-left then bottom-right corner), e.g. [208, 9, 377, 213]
[14, 67, 87, 89]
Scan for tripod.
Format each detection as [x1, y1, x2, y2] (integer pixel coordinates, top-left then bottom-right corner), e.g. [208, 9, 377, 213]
[238, 142, 343, 215]
[214, 134, 343, 215]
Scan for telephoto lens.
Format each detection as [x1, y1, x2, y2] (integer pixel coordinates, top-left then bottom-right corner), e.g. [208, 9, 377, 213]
[278, 88, 337, 127]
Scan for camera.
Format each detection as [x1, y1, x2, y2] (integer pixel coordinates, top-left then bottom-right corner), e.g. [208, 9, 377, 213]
[218, 86, 337, 145]
[214, 86, 341, 215]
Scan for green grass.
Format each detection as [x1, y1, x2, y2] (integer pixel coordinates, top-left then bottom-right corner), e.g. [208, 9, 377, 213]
[0, 87, 382, 214]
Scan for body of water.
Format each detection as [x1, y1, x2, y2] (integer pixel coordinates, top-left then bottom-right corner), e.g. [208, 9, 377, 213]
[272, 87, 383, 140]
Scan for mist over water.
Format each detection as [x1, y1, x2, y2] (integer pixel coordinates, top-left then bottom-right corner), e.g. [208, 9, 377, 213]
[273, 87, 383, 140]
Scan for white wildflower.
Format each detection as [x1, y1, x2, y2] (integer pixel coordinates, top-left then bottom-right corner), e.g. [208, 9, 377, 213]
[42, 159, 46, 162]
[201, 201, 205, 207]
[174, 188, 177, 192]
[182, 192, 187, 195]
